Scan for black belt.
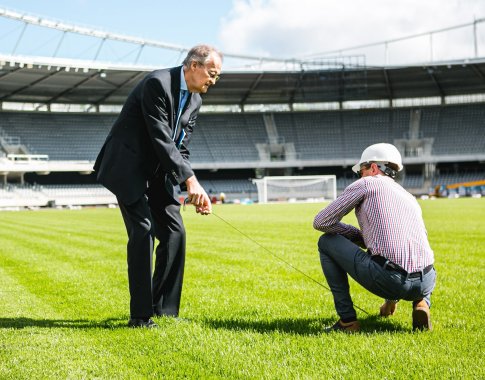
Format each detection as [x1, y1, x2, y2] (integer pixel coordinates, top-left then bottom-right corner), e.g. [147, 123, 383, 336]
[371, 255, 433, 279]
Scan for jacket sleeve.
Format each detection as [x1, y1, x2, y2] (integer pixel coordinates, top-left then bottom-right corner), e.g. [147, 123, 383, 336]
[141, 76, 194, 185]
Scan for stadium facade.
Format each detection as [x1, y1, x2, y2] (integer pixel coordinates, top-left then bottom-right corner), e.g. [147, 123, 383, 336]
[1, 12, 484, 208]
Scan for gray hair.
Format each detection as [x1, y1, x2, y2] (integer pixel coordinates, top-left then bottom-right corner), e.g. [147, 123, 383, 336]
[182, 45, 223, 67]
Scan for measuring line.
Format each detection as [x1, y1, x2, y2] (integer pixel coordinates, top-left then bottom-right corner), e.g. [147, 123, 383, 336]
[210, 210, 370, 316]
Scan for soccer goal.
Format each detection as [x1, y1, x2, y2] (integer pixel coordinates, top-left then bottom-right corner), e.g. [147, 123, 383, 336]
[253, 175, 337, 204]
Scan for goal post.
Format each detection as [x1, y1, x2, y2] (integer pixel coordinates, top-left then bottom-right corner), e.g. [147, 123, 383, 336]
[252, 175, 337, 204]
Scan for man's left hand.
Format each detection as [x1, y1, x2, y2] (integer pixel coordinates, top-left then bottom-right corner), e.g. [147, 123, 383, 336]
[195, 204, 211, 215]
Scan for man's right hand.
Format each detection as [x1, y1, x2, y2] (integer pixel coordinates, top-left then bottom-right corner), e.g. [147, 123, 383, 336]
[185, 175, 212, 214]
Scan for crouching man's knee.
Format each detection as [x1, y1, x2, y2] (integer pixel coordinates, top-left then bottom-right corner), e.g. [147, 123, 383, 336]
[318, 234, 336, 253]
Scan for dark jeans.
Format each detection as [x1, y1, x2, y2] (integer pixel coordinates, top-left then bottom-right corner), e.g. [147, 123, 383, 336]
[318, 234, 436, 321]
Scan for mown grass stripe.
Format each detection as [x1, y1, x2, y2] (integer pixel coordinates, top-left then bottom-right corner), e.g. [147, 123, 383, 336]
[0, 199, 484, 379]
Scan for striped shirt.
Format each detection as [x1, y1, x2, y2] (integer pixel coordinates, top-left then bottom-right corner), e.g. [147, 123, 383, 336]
[313, 175, 434, 273]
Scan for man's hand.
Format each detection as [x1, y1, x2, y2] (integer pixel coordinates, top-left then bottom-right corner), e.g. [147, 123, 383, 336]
[195, 205, 211, 215]
[185, 175, 212, 215]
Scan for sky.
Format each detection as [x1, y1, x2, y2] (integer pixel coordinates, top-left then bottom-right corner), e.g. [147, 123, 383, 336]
[1, 0, 485, 68]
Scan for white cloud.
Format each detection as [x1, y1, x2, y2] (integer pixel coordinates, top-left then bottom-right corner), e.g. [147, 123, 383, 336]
[219, 0, 485, 65]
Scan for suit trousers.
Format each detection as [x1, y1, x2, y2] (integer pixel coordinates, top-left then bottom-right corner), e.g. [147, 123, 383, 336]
[318, 234, 436, 321]
[118, 177, 186, 319]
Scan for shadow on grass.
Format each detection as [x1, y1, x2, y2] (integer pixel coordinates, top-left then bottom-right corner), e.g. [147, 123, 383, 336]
[0, 317, 127, 329]
[1, 315, 410, 333]
[359, 314, 410, 333]
[202, 314, 409, 335]
[203, 316, 331, 335]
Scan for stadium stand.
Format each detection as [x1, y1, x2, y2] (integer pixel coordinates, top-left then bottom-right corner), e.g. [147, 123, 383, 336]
[192, 113, 265, 162]
[0, 112, 115, 160]
[273, 111, 345, 159]
[0, 183, 115, 208]
[200, 179, 257, 195]
[1, 103, 483, 165]
[421, 104, 485, 155]
[401, 174, 425, 189]
[1, 56, 484, 207]
[431, 170, 485, 187]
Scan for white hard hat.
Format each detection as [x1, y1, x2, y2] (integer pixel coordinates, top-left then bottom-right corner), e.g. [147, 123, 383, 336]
[352, 143, 403, 173]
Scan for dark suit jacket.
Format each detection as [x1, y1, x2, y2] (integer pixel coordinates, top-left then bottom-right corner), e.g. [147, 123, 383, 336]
[94, 66, 202, 205]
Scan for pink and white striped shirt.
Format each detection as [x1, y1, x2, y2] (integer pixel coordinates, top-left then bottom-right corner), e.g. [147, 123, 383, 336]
[313, 175, 434, 273]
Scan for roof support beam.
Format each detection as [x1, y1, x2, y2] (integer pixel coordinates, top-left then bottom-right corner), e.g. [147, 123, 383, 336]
[94, 38, 106, 61]
[470, 63, 485, 83]
[426, 69, 445, 100]
[240, 73, 264, 109]
[44, 71, 102, 104]
[53, 31, 66, 57]
[0, 7, 297, 65]
[12, 22, 27, 55]
[93, 71, 145, 105]
[288, 71, 305, 107]
[0, 67, 60, 101]
[383, 68, 394, 102]
[0, 65, 22, 81]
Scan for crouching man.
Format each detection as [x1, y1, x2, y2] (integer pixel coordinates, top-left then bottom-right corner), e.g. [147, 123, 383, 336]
[313, 143, 436, 333]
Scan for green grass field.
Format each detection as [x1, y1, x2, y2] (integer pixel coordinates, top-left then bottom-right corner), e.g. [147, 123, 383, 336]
[1, 198, 484, 379]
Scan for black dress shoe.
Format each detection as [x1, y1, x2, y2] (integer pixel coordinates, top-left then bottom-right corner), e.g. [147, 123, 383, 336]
[128, 318, 158, 328]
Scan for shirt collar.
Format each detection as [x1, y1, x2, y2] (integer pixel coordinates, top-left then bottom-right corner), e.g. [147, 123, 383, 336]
[180, 67, 188, 92]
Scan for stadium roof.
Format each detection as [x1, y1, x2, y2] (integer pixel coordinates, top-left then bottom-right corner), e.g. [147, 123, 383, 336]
[1, 55, 485, 106]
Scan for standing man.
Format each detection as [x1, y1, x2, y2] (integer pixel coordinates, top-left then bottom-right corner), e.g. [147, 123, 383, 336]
[94, 45, 223, 328]
[313, 143, 436, 333]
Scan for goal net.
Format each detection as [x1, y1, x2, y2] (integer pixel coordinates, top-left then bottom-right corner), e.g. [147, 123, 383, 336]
[253, 175, 337, 204]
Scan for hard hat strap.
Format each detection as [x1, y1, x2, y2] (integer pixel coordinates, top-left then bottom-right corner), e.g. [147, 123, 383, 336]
[376, 162, 397, 179]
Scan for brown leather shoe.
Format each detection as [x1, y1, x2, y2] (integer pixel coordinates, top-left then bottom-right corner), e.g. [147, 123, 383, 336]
[325, 320, 360, 333]
[412, 300, 432, 331]
[379, 300, 398, 317]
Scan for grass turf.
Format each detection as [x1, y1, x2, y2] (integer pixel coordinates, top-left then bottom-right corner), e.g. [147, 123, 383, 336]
[0, 198, 484, 379]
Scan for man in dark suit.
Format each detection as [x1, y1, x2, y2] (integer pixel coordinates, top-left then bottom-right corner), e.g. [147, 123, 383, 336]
[94, 45, 223, 328]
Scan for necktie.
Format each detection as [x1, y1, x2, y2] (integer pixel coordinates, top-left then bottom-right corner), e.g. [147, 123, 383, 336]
[173, 89, 189, 141]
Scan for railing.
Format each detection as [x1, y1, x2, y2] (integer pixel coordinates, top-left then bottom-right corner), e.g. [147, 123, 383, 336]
[7, 153, 49, 162]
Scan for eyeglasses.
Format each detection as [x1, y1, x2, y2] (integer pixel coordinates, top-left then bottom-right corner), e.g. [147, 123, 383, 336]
[358, 164, 371, 178]
[197, 62, 220, 82]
